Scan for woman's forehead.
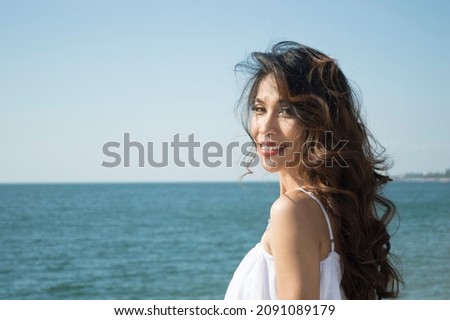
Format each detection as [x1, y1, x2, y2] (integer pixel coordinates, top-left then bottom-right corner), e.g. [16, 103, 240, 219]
[255, 75, 280, 100]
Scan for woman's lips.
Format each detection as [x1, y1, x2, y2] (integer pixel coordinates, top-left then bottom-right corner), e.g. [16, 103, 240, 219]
[258, 141, 286, 156]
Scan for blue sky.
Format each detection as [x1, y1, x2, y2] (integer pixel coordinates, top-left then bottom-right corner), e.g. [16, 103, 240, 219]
[1, 0, 449, 183]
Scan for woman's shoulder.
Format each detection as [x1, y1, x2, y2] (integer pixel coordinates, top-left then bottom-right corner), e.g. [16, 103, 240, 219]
[269, 189, 325, 230]
[268, 189, 329, 262]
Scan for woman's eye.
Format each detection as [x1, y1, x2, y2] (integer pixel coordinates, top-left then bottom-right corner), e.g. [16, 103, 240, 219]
[279, 107, 293, 116]
[251, 105, 265, 113]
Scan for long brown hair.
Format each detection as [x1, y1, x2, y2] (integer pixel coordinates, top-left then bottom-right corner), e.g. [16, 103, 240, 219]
[237, 41, 403, 299]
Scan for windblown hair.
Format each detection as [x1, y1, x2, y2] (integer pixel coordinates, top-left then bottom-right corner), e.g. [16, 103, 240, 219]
[236, 41, 402, 299]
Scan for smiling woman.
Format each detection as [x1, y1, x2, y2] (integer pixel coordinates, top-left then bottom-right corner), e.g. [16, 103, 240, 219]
[224, 41, 403, 300]
[250, 75, 303, 172]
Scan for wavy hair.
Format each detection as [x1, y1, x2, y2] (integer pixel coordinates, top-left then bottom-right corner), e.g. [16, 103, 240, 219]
[236, 41, 403, 299]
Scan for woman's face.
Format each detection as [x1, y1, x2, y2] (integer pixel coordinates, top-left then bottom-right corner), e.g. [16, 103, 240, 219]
[250, 74, 303, 173]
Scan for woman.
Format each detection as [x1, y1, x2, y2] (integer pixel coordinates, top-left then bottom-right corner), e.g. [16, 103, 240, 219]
[224, 41, 402, 300]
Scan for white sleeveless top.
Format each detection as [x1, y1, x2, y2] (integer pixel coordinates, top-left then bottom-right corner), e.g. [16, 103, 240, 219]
[224, 188, 345, 300]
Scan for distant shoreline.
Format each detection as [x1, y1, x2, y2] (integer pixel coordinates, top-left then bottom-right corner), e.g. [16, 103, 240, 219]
[392, 169, 450, 183]
[393, 177, 450, 183]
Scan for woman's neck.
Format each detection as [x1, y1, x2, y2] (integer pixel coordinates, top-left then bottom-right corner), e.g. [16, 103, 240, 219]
[278, 169, 306, 196]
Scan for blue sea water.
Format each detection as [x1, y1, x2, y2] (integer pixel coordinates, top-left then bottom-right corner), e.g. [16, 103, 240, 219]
[0, 181, 448, 299]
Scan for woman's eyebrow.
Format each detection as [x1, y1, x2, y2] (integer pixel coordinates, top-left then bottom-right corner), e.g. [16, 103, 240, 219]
[278, 99, 290, 107]
[254, 97, 288, 107]
[253, 97, 265, 105]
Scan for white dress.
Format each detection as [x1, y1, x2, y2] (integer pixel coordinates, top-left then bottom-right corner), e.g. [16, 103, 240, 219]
[224, 188, 345, 300]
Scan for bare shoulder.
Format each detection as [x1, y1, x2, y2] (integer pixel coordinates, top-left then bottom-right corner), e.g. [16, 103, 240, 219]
[268, 190, 326, 299]
[269, 190, 324, 231]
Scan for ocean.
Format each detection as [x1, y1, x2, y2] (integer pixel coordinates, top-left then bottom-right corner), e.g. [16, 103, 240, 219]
[0, 181, 448, 299]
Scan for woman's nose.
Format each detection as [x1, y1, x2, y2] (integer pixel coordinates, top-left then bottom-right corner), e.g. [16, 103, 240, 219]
[259, 112, 278, 136]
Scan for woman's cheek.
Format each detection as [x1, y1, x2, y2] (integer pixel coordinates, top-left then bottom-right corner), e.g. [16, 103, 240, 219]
[250, 117, 258, 139]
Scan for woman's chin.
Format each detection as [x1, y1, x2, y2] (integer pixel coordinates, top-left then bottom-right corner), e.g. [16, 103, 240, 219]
[260, 158, 283, 173]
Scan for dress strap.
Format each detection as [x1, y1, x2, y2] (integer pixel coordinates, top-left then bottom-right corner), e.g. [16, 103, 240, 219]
[297, 188, 335, 252]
